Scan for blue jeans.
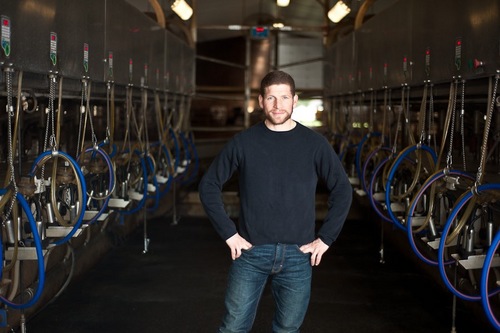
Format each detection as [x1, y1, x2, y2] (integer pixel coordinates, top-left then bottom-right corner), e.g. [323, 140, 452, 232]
[218, 244, 312, 333]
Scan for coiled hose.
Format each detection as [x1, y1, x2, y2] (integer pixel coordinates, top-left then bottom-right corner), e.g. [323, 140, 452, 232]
[29, 150, 87, 246]
[406, 169, 475, 265]
[0, 190, 45, 309]
[438, 183, 500, 301]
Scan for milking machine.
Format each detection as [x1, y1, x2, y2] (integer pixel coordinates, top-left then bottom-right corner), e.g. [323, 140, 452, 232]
[150, 87, 174, 200]
[355, 89, 385, 194]
[436, 73, 500, 302]
[406, 78, 475, 266]
[384, 81, 437, 230]
[0, 1, 197, 330]
[0, 67, 46, 311]
[366, 88, 394, 224]
[76, 78, 115, 226]
[324, 0, 500, 330]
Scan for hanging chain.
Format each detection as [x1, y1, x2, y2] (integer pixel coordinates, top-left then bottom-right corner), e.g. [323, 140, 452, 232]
[105, 82, 111, 143]
[392, 85, 407, 155]
[43, 75, 58, 153]
[427, 83, 434, 147]
[121, 86, 132, 153]
[380, 87, 388, 147]
[142, 87, 150, 152]
[418, 83, 429, 144]
[369, 89, 375, 133]
[2, 68, 18, 223]
[476, 73, 500, 185]
[387, 88, 392, 148]
[446, 79, 459, 168]
[76, 79, 86, 155]
[403, 85, 414, 146]
[459, 80, 467, 172]
[84, 81, 98, 147]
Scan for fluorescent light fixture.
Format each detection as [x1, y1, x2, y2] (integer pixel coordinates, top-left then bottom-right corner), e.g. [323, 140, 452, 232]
[277, 0, 290, 7]
[328, 1, 351, 23]
[171, 0, 193, 21]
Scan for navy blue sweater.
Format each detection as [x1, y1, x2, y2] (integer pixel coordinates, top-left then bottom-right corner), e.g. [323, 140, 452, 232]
[198, 121, 352, 247]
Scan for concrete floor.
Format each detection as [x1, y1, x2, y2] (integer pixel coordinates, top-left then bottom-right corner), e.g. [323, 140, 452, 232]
[25, 202, 496, 333]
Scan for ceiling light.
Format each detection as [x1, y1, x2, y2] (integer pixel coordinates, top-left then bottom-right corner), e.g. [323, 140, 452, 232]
[277, 0, 290, 7]
[171, 0, 193, 21]
[328, 1, 351, 23]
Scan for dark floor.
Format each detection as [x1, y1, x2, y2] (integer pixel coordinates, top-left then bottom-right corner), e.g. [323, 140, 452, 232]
[26, 205, 496, 332]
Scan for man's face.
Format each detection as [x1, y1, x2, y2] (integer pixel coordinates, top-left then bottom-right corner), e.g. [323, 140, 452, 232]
[259, 84, 298, 126]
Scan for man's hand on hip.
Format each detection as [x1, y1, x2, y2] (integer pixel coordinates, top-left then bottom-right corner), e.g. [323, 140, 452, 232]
[226, 233, 253, 260]
[300, 238, 329, 266]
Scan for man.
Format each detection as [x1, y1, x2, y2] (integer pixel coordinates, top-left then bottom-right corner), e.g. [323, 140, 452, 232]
[199, 70, 352, 333]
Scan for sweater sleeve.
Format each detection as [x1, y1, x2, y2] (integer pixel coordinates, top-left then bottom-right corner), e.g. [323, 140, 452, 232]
[198, 138, 240, 241]
[315, 139, 353, 246]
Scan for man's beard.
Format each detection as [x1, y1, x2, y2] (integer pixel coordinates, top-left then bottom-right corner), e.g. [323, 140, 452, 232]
[265, 111, 292, 125]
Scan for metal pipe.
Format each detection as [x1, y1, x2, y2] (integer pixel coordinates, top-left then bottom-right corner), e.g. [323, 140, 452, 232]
[196, 55, 247, 70]
[355, 0, 376, 30]
[244, 35, 251, 129]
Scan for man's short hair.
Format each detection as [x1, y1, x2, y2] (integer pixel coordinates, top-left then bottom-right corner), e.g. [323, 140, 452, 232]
[260, 70, 296, 97]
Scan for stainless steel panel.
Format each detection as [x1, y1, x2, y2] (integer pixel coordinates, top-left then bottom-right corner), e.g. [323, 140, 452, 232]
[325, 0, 500, 95]
[411, 0, 500, 83]
[182, 42, 195, 94]
[105, 0, 165, 87]
[330, 34, 355, 94]
[0, 0, 59, 73]
[57, 0, 106, 81]
[358, 0, 413, 90]
[166, 33, 185, 92]
[0, 0, 193, 92]
[0, 0, 105, 80]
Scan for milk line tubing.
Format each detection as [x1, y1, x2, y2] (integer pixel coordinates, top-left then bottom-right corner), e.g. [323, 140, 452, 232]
[366, 85, 410, 225]
[1, 67, 20, 232]
[366, 87, 393, 223]
[378, 86, 410, 219]
[384, 82, 438, 231]
[0, 63, 195, 318]
[0, 83, 193, 312]
[355, 89, 384, 193]
[139, 79, 161, 213]
[116, 83, 149, 218]
[75, 78, 115, 225]
[0, 67, 46, 310]
[150, 87, 174, 200]
[361, 87, 391, 194]
[406, 77, 475, 266]
[0, 190, 45, 310]
[481, 185, 500, 330]
[1, 67, 23, 279]
[436, 72, 500, 302]
[163, 77, 198, 187]
[28, 73, 87, 246]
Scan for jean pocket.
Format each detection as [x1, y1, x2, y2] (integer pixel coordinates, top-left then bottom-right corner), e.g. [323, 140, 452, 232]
[293, 245, 310, 256]
[241, 246, 255, 253]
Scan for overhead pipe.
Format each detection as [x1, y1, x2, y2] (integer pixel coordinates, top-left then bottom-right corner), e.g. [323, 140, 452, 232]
[148, 0, 166, 28]
[147, 0, 194, 47]
[354, 0, 376, 30]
